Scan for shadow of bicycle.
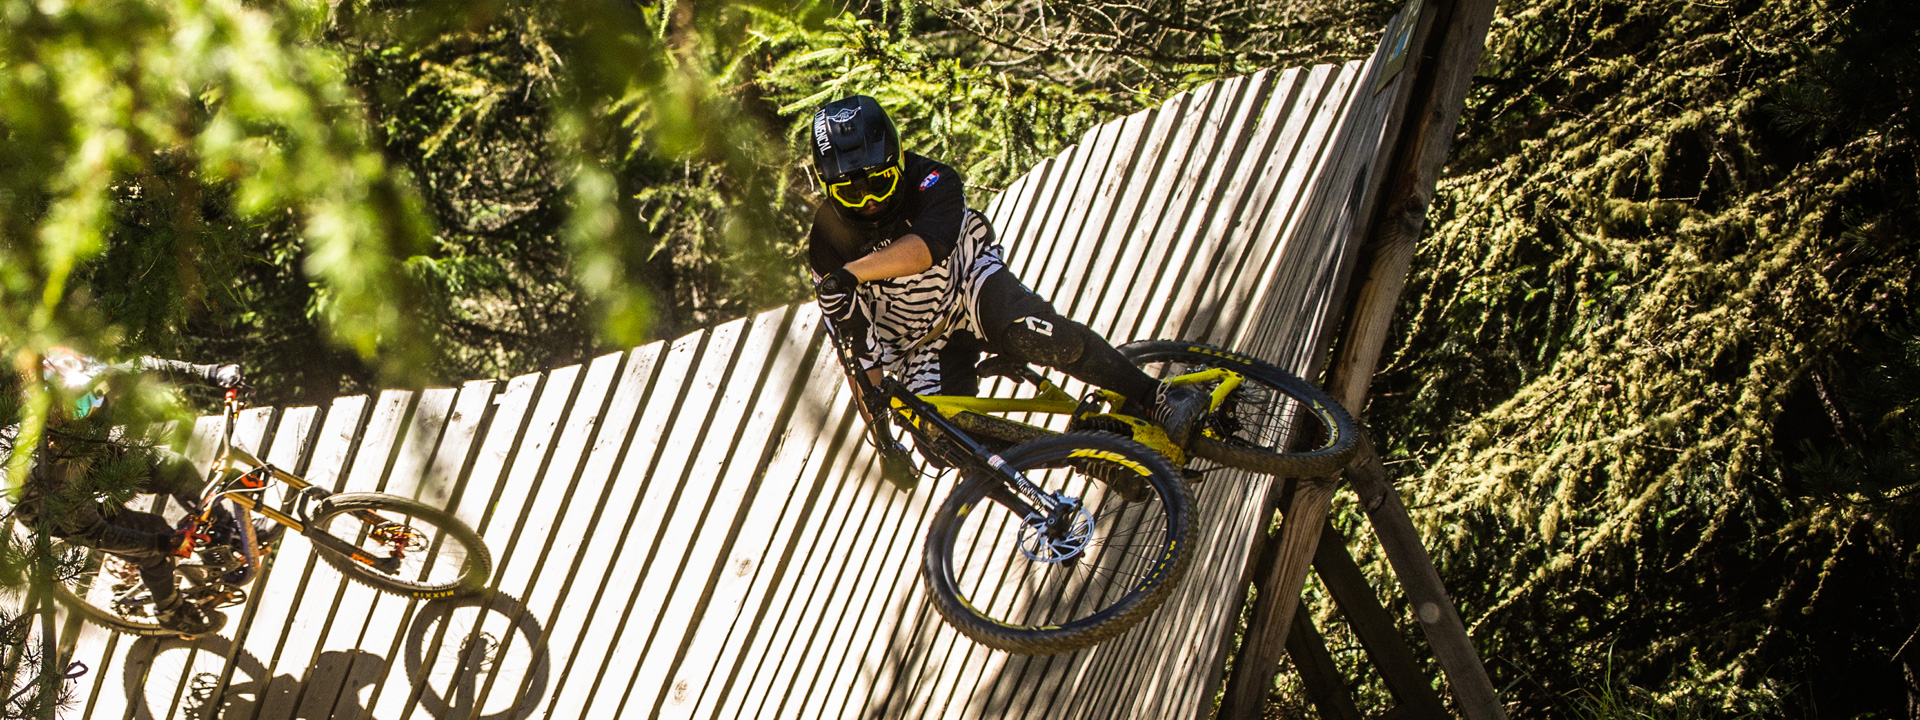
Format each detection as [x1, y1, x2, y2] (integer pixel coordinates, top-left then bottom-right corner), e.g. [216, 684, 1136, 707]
[124, 591, 550, 720]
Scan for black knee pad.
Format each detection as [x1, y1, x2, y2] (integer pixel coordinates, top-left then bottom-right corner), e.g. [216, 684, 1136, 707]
[995, 312, 1089, 367]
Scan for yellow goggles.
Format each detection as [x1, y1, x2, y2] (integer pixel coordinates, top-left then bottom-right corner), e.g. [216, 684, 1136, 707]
[826, 165, 902, 209]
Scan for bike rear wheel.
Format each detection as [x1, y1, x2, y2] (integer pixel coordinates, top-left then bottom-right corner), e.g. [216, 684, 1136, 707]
[48, 545, 172, 636]
[306, 493, 491, 599]
[921, 432, 1192, 654]
[1120, 340, 1358, 477]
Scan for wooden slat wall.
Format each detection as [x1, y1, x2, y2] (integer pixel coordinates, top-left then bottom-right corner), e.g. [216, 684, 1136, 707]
[41, 17, 1414, 720]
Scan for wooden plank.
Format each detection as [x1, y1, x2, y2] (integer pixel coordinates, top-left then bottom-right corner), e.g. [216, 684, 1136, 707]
[1218, 62, 1350, 352]
[1006, 144, 1087, 283]
[340, 383, 497, 720]
[541, 334, 696, 716]
[1152, 68, 1293, 338]
[1312, 520, 1448, 719]
[243, 394, 370, 720]
[1071, 101, 1185, 340]
[475, 363, 582, 588]
[1081, 470, 1271, 720]
[100, 412, 248, 720]
[733, 425, 875, 719]
[767, 443, 899, 720]
[392, 369, 539, 720]
[207, 406, 320, 720]
[1070, 97, 1186, 341]
[1261, 58, 1394, 362]
[573, 320, 743, 720]
[271, 390, 412, 720]
[376, 388, 456, 498]
[1219, 476, 1339, 720]
[660, 306, 822, 719]
[1189, 66, 1320, 346]
[1096, 81, 1226, 343]
[1007, 140, 1079, 286]
[1026, 122, 1120, 300]
[1058, 110, 1155, 322]
[1136, 74, 1265, 340]
[708, 342, 860, 720]
[457, 372, 541, 533]
[991, 158, 1054, 267]
[307, 387, 456, 720]
[453, 357, 608, 716]
[621, 312, 781, 716]
[446, 350, 651, 720]
[799, 450, 943, 720]
[1229, 60, 1368, 357]
[1130, 74, 1271, 338]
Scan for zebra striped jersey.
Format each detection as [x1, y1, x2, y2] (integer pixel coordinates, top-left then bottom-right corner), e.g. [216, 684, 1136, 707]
[845, 209, 1006, 393]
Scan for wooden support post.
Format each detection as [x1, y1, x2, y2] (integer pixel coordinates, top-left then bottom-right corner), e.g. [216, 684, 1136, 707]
[1219, 0, 1502, 716]
[1287, 604, 1364, 720]
[1347, 439, 1506, 720]
[1314, 0, 1504, 715]
[1325, 0, 1499, 414]
[1312, 521, 1451, 719]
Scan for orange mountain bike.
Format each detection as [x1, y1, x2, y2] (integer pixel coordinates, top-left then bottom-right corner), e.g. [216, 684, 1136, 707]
[50, 391, 493, 636]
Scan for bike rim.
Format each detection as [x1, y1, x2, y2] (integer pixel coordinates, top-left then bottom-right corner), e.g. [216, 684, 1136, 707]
[319, 509, 476, 588]
[1135, 355, 1333, 456]
[937, 457, 1176, 633]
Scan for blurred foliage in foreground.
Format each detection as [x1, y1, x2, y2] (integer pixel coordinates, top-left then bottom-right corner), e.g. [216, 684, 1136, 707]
[1364, 0, 1919, 715]
[11, 0, 1912, 716]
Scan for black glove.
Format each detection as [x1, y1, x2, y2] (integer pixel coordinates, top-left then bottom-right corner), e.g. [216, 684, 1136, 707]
[212, 364, 248, 390]
[817, 267, 858, 296]
[879, 441, 919, 492]
[815, 267, 860, 322]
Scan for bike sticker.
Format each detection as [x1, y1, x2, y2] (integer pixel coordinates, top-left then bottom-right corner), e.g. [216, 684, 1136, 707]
[1068, 449, 1151, 476]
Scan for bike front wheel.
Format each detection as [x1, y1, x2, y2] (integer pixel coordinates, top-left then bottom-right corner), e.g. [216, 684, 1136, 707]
[306, 493, 492, 599]
[1120, 340, 1359, 477]
[921, 432, 1193, 654]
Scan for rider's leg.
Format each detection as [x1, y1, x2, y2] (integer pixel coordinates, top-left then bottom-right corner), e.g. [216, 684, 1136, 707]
[98, 509, 218, 634]
[974, 271, 1206, 444]
[974, 271, 1156, 400]
[936, 331, 985, 397]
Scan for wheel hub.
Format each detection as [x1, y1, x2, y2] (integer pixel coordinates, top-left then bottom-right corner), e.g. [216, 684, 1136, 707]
[1017, 498, 1092, 563]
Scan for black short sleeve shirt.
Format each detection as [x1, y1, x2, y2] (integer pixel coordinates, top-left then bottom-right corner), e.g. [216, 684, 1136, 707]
[807, 153, 965, 276]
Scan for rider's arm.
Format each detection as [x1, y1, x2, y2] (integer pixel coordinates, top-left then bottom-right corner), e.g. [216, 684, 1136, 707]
[844, 235, 934, 281]
[118, 357, 245, 389]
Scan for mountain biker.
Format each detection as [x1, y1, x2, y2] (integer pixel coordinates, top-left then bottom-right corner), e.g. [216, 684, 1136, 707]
[7, 347, 247, 635]
[806, 95, 1206, 449]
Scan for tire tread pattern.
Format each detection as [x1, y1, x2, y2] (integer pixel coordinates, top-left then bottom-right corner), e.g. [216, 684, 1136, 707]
[306, 493, 492, 599]
[1120, 340, 1360, 477]
[921, 432, 1194, 654]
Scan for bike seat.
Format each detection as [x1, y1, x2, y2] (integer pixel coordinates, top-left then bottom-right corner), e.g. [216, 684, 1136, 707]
[976, 355, 1048, 386]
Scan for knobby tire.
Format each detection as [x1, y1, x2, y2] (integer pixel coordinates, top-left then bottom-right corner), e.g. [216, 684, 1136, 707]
[922, 432, 1193, 654]
[307, 493, 491, 599]
[1120, 340, 1359, 477]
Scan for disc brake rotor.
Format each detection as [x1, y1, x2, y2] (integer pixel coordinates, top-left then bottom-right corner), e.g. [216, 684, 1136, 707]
[1016, 498, 1093, 563]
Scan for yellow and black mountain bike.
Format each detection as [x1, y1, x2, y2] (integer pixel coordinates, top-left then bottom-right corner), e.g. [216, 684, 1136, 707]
[855, 339, 1357, 654]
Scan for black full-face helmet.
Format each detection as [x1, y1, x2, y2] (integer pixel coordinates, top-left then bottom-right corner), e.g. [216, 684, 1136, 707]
[811, 95, 904, 220]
